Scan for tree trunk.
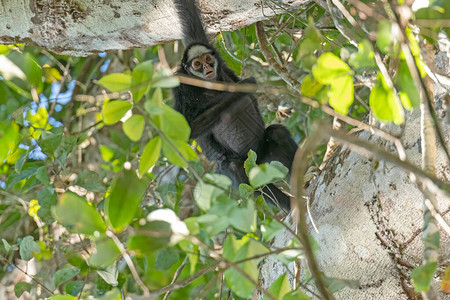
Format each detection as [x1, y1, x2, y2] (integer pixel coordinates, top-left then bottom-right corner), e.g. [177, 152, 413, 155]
[259, 49, 450, 299]
[0, 0, 308, 56]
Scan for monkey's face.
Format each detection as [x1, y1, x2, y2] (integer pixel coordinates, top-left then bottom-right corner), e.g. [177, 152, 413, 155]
[185, 44, 218, 80]
[191, 53, 216, 79]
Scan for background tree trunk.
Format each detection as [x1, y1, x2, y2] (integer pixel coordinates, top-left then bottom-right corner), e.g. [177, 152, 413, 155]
[259, 48, 450, 299]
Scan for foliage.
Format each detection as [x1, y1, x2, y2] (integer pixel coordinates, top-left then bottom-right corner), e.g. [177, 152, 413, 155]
[0, 0, 447, 299]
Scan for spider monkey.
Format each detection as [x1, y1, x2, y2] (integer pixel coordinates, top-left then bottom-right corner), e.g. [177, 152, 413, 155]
[172, 0, 298, 210]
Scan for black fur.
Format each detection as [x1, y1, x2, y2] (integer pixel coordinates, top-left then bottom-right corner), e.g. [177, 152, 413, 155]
[172, 0, 297, 210]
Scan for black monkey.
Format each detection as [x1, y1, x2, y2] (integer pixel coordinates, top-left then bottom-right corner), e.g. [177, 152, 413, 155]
[172, 0, 297, 210]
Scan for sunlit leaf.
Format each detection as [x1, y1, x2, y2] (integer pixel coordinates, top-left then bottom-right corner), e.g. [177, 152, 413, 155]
[152, 104, 190, 141]
[312, 53, 351, 84]
[328, 75, 354, 115]
[122, 114, 145, 141]
[369, 73, 404, 124]
[376, 20, 393, 54]
[98, 73, 132, 92]
[348, 40, 376, 69]
[263, 274, 291, 300]
[301, 74, 323, 98]
[0, 121, 20, 163]
[139, 136, 162, 176]
[395, 60, 420, 110]
[131, 60, 153, 102]
[49, 294, 77, 300]
[162, 139, 197, 168]
[102, 100, 132, 125]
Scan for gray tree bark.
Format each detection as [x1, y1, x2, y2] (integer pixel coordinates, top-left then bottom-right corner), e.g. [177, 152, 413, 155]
[259, 48, 450, 299]
[0, 0, 307, 56]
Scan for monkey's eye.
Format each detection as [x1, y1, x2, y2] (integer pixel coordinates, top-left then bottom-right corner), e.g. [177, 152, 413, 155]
[192, 60, 201, 70]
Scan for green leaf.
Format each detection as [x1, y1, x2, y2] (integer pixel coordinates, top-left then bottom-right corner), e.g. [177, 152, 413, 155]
[40, 127, 63, 155]
[49, 295, 77, 300]
[19, 236, 41, 261]
[122, 114, 145, 141]
[53, 267, 80, 288]
[65, 281, 84, 296]
[312, 53, 351, 84]
[348, 40, 376, 69]
[102, 100, 132, 125]
[194, 181, 225, 211]
[412, 262, 437, 292]
[328, 75, 354, 115]
[100, 145, 114, 162]
[283, 290, 311, 300]
[155, 247, 180, 270]
[74, 170, 106, 193]
[153, 104, 191, 141]
[88, 236, 120, 267]
[2, 239, 12, 252]
[37, 188, 57, 222]
[35, 166, 50, 186]
[239, 183, 254, 198]
[300, 74, 323, 98]
[52, 192, 107, 235]
[105, 170, 149, 232]
[223, 235, 269, 298]
[260, 219, 285, 241]
[0, 121, 20, 163]
[152, 69, 180, 88]
[97, 265, 118, 286]
[139, 136, 162, 176]
[98, 73, 132, 92]
[131, 60, 153, 102]
[23, 53, 43, 93]
[229, 200, 256, 232]
[263, 274, 291, 300]
[244, 150, 257, 177]
[14, 282, 32, 298]
[204, 173, 232, 190]
[249, 162, 288, 188]
[376, 20, 393, 54]
[395, 60, 420, 110]
[128, 221, 172, 254]
[369, 73, 404, 124]
[162, 139, 197, 168]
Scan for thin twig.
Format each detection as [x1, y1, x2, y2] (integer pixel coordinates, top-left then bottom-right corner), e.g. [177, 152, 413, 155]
[0, 255, 54, 296]
[105, 231, 150, 296]
[162, 256, 189, 300]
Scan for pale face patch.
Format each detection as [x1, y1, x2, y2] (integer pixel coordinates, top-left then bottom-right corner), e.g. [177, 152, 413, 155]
[187, 45, 212, 62]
